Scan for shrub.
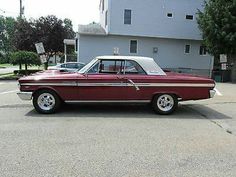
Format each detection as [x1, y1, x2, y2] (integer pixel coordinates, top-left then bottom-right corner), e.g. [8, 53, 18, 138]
[10, 51, 41, 70]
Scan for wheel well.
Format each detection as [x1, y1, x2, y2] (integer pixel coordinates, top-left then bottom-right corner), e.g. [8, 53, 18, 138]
[33, 88, 62, 100]
[151, 93, 180, 102]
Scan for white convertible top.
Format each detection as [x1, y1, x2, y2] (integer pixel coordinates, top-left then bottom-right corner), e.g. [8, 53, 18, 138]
[97, 56, 166, 75]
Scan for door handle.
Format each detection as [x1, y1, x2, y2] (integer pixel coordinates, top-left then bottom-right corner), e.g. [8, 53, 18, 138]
[127, 79, 140, 91]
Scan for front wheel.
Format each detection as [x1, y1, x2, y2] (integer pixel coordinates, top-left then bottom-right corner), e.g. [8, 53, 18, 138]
[33, 89, 61, 114]
[152, 94, 178, 115]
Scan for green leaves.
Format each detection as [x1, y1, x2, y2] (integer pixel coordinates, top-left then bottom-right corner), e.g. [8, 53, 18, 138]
[197, 0, 236, 55]
[10, 51, 40, 66]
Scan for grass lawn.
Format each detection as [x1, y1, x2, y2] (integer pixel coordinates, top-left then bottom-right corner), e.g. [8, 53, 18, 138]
[0, 63, 55, 69]
[0, 64, 45, 70]
[0, 63, 13, 68]
[0, 72, 12, 76]
[0, 73, 19, 80]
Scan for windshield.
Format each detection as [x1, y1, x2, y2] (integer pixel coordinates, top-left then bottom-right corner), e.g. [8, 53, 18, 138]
[78, 58, 97, 74]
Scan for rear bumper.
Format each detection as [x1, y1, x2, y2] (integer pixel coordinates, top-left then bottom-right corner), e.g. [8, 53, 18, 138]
[17, 92, 33, 100]
[210, 90, 216, 98]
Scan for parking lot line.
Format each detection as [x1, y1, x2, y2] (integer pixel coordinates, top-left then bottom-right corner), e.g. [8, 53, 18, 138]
[214, 88, 223, 96]
[0, 90, 18, 95]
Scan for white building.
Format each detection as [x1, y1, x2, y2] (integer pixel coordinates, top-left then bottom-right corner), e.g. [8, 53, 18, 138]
[77, 0, 213, 76]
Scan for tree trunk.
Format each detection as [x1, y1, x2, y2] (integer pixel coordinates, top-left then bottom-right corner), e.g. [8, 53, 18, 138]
[19, 63, 22, 70]
[25, 64, 27, 71]
[44, 62, 48, 70]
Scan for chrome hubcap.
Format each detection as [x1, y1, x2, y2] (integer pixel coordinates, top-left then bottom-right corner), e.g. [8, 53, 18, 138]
[157, 94, 174, 112]
[37, 93, 55, 111]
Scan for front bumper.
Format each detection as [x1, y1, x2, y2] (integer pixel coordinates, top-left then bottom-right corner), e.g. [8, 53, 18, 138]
[17, 92, 33, 100]
[210, 90, 216, 98]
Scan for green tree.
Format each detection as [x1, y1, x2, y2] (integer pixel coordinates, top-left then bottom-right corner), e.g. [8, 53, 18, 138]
[0, 16, 16, 63]
[34, 15, 75, 69]
[197, 0, 236, 81]
[13, 18, 36, 51]
[10, 51, 41, 71]
[197, 0, 236, 55]
[14, 15, 75, 69]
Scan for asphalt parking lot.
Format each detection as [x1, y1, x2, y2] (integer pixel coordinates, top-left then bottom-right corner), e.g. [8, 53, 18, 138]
[0, 81, 236, 177]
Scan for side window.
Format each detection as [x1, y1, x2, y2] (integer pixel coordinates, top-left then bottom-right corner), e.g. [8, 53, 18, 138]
[124, 60, 146, 75]
[88, 62, 99, 74]
[87, 60, 125, 74]
[100, 60, 124, 74]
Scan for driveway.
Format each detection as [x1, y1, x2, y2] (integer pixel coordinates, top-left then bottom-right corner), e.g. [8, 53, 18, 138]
[0, 81, 235, 177]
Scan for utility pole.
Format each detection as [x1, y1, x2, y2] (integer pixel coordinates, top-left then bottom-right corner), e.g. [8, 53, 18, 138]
[19, 0, 24, 18]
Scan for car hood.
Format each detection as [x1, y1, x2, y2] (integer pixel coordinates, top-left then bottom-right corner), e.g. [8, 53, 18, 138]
[18, 70, 83, 82]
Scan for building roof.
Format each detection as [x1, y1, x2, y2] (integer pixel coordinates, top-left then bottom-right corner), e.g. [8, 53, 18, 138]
[78, 23, 107, 36]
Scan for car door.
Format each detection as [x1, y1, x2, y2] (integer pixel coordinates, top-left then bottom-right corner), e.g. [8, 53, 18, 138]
[120, 60, 151, 101]
[77, 59, 127, 101]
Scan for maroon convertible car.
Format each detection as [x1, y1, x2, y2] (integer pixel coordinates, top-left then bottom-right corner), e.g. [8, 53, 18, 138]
[17, 56, 216, 115]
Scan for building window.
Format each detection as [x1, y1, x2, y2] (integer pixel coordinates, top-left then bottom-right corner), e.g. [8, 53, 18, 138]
[105, 11, 108, 26]
[186, 15, 194, 20]
[184, 45, 191, 54]
[130, 40, 137, 53]
[199, 46, 207, 55]
[167, 13, 173, 18]
[124, 9, 132, 25]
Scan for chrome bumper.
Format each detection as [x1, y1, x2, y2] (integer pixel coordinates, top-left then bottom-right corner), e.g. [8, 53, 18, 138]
[17, 92, 33, 100]
[210, 90, 216, 98]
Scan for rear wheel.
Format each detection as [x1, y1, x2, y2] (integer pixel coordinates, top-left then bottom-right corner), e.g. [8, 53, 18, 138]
[33, 89, 61, 114]
[152, 94, 178, 115]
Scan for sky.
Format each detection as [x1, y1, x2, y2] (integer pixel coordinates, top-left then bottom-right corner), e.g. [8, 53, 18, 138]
[0, 0, 100, 31]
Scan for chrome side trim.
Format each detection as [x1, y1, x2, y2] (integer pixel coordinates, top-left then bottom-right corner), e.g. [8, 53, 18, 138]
[17, 92, 33, 100]
[133, 83, 215, 87]
[21, 82, 215, 88]
[65, 100, 150, 103]
[21, 82, 77, 86]
[210, 90, 216, 98]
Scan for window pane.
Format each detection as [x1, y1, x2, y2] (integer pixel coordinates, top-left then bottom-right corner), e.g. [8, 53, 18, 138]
[130, 40, 137, 53]
[88, 62, 99, 74]
[200, 46, 207, 55]
[186, 15, 193, 20]
[185, 45, 190, 54]
[124, 60, 145, 75]
[124, 9, 132, 24]
[100, 60, 124, 74]
[167, 13, 173, 17]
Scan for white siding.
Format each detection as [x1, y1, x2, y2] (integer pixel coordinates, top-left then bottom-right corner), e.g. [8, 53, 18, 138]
[78, 35, 213, 76]
[108, 0, 204, 40]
